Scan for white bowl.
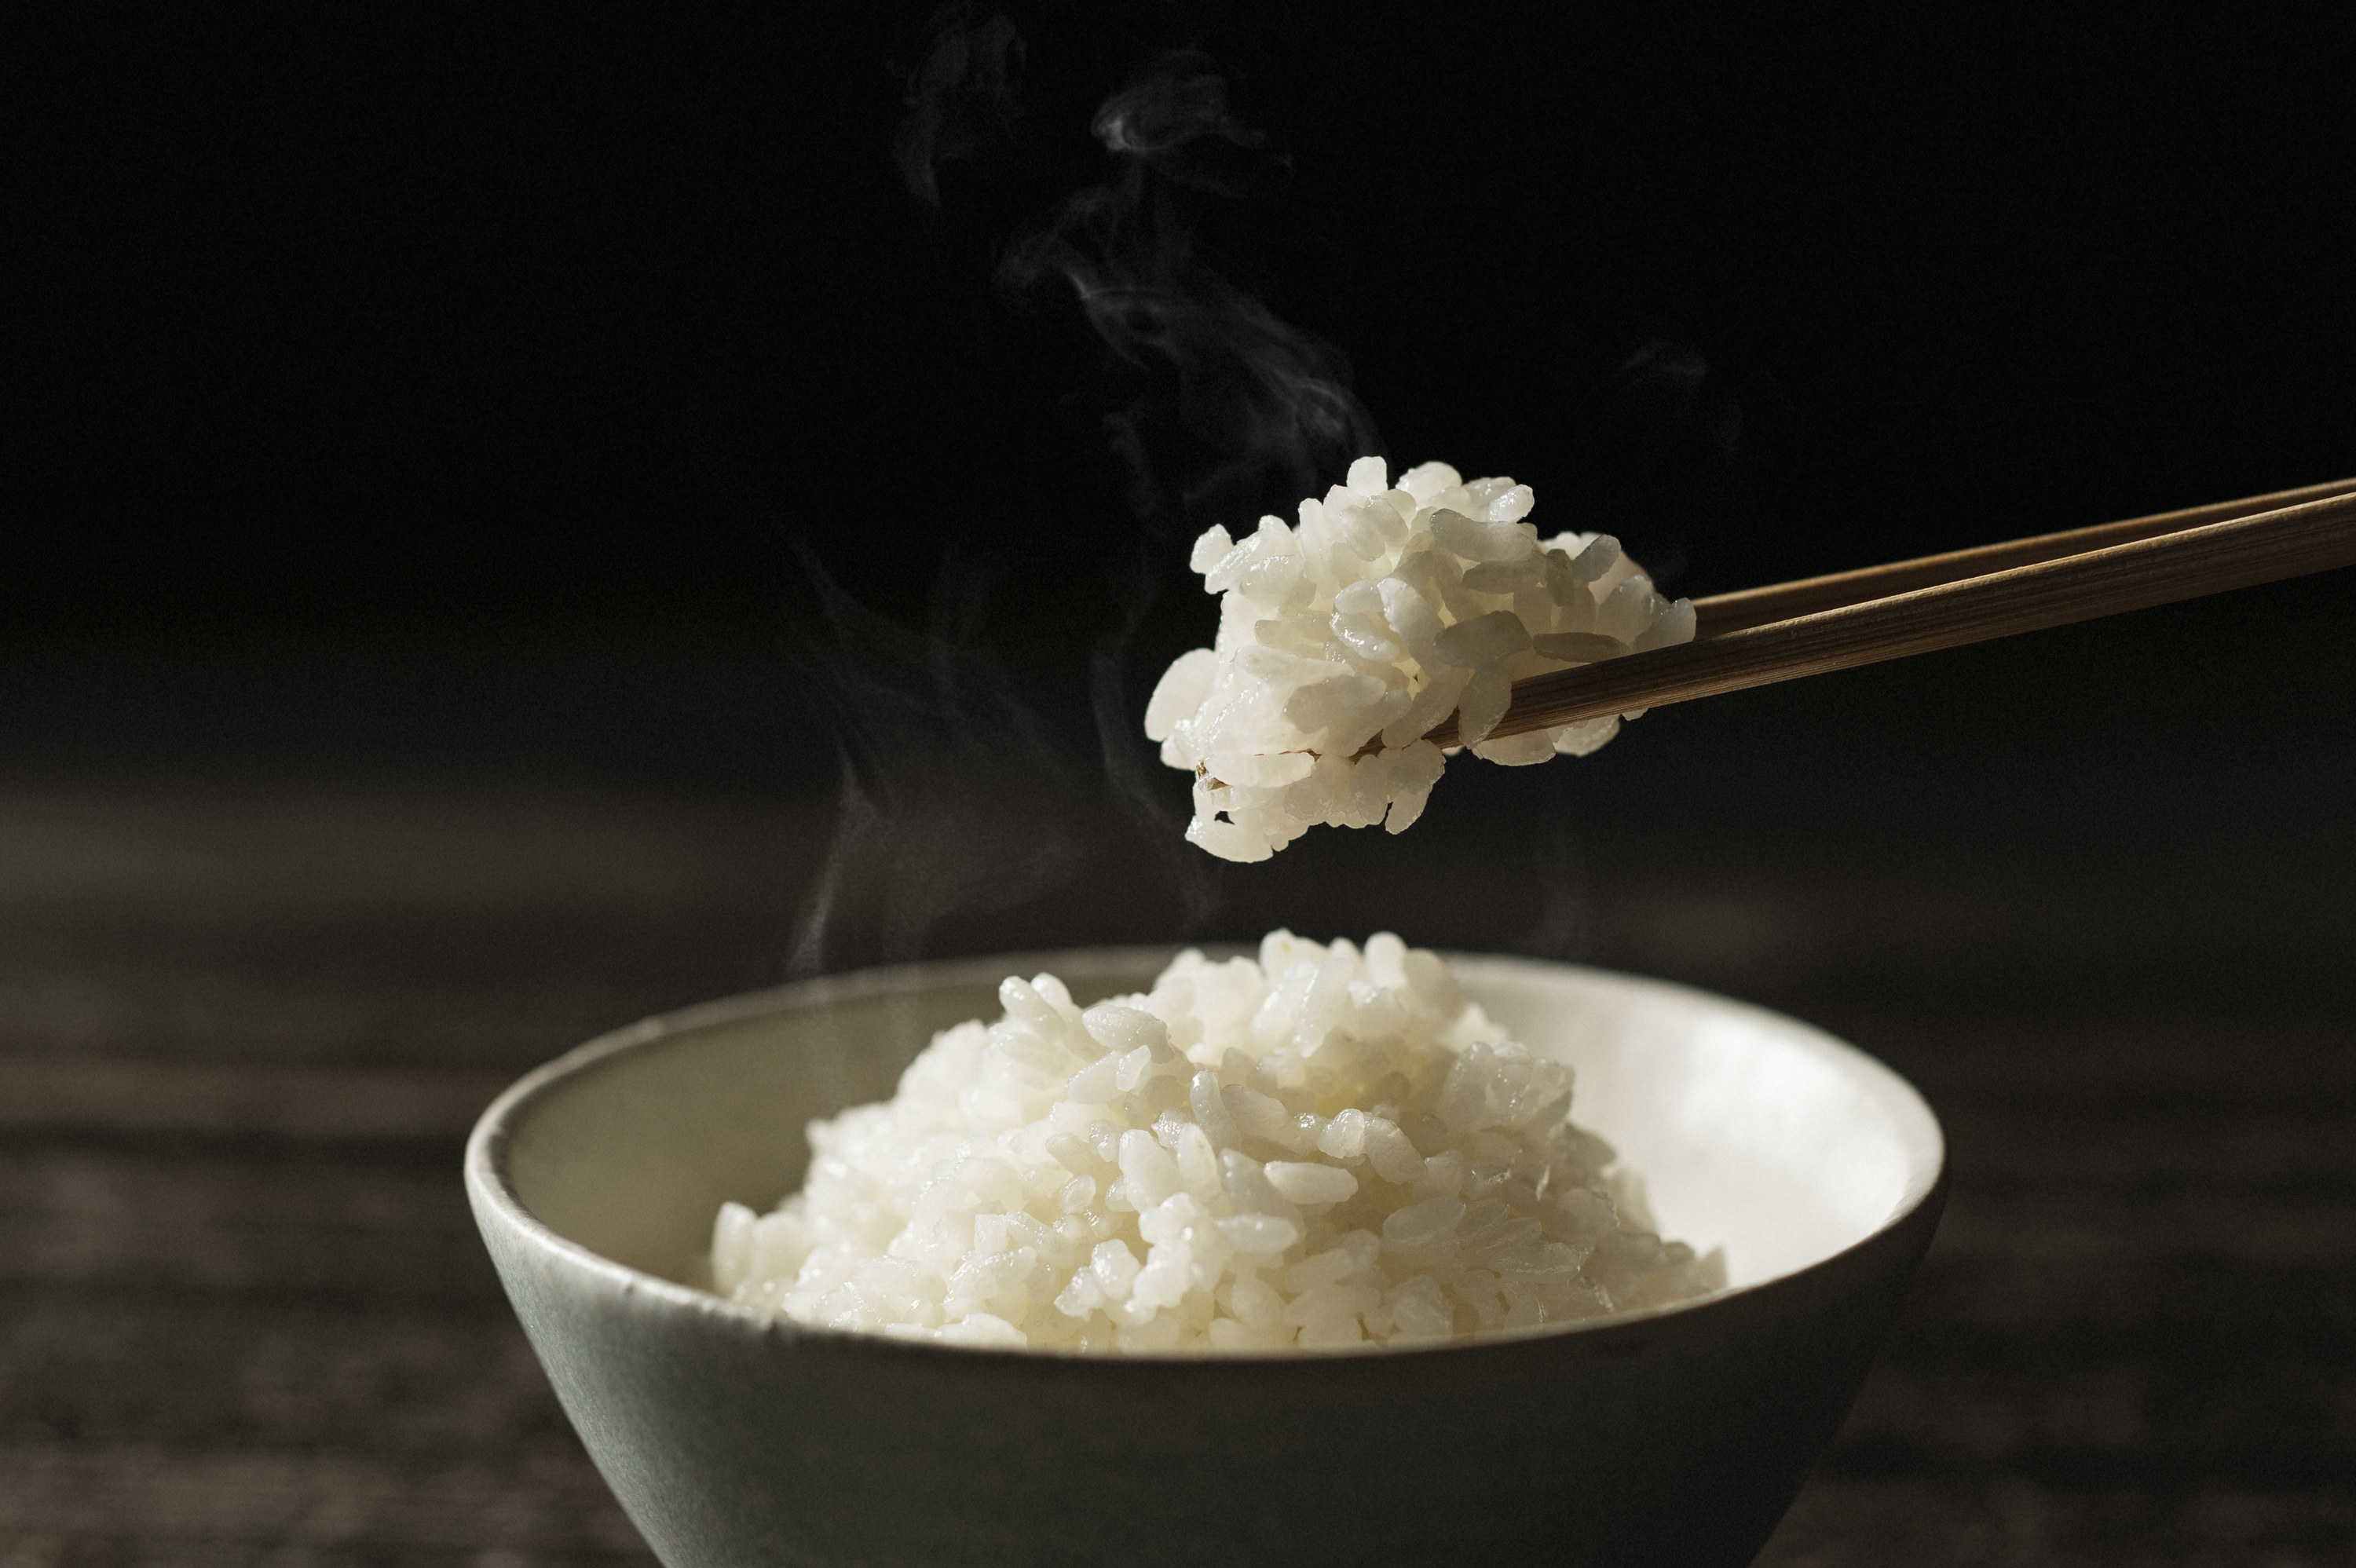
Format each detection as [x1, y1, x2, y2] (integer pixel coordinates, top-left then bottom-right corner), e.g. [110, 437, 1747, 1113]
[466, 949, 1944, 1567]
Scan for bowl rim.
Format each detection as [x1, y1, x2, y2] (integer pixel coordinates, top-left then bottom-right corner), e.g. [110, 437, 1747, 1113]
[465, 946, 1946, 1363]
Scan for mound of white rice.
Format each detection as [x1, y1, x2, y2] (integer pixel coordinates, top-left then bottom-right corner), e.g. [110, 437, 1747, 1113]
[711, 933, 1723, 1353]
[1145, 457, 1694, 861]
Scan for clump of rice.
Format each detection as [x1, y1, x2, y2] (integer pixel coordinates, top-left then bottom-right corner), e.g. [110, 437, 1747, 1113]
[711, 933, 1723, 1353]
[1145, 457, 1694, 861]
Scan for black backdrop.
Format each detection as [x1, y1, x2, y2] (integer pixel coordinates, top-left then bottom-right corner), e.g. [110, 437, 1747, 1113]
[16, 2, 2354, 966]
[21, 10, 2352, 639]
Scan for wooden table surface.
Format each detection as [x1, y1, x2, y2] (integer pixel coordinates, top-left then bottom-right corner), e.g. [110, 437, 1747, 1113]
[3, 616, 2351, 1565]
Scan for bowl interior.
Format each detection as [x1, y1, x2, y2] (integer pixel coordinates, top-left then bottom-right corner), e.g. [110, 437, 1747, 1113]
[498, 949, 1941, 1300]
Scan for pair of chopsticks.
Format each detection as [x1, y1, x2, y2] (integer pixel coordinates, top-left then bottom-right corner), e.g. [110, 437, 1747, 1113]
[1421, 477, 2356, 750]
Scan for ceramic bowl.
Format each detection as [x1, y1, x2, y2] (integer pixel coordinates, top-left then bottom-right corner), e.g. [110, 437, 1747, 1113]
[466, 948, 1944, 1567]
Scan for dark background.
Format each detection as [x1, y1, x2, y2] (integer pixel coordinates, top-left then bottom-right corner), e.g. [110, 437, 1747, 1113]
[7, 5, 2352, 1563]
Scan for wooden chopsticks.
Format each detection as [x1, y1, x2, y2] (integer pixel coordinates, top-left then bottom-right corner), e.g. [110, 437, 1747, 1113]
[1421, 478, 2356, 751]
[1688, 476, 2356, 635]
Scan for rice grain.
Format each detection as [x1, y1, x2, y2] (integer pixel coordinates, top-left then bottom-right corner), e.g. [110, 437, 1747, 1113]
[712, 934, 1723, 1352]
[1149, 459, 1692, 860]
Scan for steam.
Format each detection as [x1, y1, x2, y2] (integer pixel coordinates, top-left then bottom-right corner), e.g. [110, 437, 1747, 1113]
[893, 6, 1377, 553]
[779, 560, 1086, 978]
[894, 12, 1380, 922]
[892, 4, 1031, 215]
[1562, 337, 1754, 587]
[695, 448, 1114, 974]
[719, 13, 1417, 978]
[991, 44, 1370, 920]
[994, 48, 1378, 545]
[1086, 551, 1220, 934]
[1514, 766, 1594, 963]
[1089, 62, 1290, 199]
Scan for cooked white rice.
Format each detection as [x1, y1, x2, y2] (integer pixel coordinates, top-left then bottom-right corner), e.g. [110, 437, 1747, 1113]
[1145, 457, 1694, 861]
[711, 934, 1722, 1353]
